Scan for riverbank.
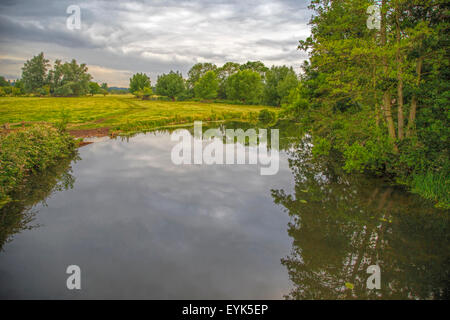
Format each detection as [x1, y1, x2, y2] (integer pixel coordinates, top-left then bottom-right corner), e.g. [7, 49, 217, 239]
[0, 125, 76, 209]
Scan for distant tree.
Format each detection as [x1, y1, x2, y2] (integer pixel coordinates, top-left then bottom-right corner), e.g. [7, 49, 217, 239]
[37, 85, 50, 96]
[54, 83, 73, 96]
[129, 73, 151, 94]
[0, 76, 10, 87]
[14, 79, 24, 94]
[264, 66, 299, 106]
[47, 59, 91, 96]
[101, 83, 108, 91]
[89, 82, 101, 95]
[21, 52, 50, 93]
[240, 61, 268, 79]
[187, 63, 217, 90]
[226, 69, 263, 104]
[216, 62, 240, 98]
[141, 87, 153, 100]
[11, 87, 22, 97]
[194, 71, 219, 100]
[156, 71, 185, 101]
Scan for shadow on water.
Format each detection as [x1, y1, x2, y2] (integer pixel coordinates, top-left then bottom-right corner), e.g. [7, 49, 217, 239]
[0, 153, 79, 251]
[272, 135, 450, 300]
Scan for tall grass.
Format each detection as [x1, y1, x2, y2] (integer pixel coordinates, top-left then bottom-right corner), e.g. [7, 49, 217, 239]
[411, 171, 450, 209]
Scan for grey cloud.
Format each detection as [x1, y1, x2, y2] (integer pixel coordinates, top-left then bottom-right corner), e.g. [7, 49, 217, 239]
[0, 0, 312, 86]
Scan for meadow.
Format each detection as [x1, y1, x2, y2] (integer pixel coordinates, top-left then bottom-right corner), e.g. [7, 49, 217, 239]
[0, 95, 275, 135]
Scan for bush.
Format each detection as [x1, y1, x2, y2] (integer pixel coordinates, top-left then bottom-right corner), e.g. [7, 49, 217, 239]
[258, 109, 276, 123]
[0, 125, 76, 209]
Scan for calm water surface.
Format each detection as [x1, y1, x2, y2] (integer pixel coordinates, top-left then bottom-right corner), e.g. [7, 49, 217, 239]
[0, 124, 448, 299]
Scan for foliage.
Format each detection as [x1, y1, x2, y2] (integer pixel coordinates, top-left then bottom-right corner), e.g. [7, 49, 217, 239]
[264, 66, 299, 106]
[187, 63, 217, 90]
[285, 0, 449, 207]
[0, 76, 10, 87]
[129, 73, 151, 94]
[47, 59, 92, 96]
[156, 71, 186, 101]
[258, 109, 276, 123]
[411, 171, 450, 209]
[21, 52, 50, 93]
[0, 125, 76, 209]
[239, 61, 269, 79]
[226, 70, 264, 105]
[89, 82, 101, 95]
[194, 71, 219, 100]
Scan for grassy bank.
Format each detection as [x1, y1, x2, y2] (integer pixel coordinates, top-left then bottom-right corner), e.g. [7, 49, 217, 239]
[0, 125, 76, 209]
[411, 172, 450, 209]
[0, 95, 276, 134]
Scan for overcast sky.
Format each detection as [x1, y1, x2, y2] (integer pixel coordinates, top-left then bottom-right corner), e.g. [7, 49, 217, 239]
[0, 0, 312, 87]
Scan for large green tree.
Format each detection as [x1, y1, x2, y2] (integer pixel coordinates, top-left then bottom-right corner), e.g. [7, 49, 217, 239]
[240, 61, 268, 79]
[226, 69, 264, 105]
[129, 73, 151, 94]
[48, 59, 91, 96]
[264, 66, 299, 106]
[156, 71, 185, 101]
[194, 71, 219, 100]
[216, 62, 241, 99]
[0, 76, 10, 87]
[21, 52, 50, 93]
[187, 63, 217, 90]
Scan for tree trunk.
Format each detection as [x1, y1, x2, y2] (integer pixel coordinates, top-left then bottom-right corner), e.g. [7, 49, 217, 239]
[406, 56, 423, 137]
[380, 0, 397, 147]
[383, 91, 397, 145]
[396, 8, 404, 140]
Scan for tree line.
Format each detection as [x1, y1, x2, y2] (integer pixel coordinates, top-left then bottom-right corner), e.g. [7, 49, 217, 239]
[0, 52, 109, 97]
[129, 61, 299, 106]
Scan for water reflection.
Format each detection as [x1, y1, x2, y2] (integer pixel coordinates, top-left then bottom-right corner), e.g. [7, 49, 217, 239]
[0, 155, 77, 251]
[272, 136, 450, 299]
[1, 121, 448, 299]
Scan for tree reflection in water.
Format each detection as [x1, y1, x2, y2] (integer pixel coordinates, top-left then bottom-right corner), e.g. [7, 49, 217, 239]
[0, 154, 78, 251]
[272, 135, 450, 300]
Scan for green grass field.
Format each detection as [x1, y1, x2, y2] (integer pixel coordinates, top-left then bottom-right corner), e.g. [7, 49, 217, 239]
[0, 95, 276, 133]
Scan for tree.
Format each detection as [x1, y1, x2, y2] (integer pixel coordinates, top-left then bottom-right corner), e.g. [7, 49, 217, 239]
[216, 62, 240, 99]
[289, 0, 449, 204]
[194, 71, 219, 100]
[156, 71, 185, 101]
[226, 69, 263, 104]
[21, 52, 50, 93]
[89, 82, 101, 95]
[129, 73, 151, 94]
[240, 61, 268, 79]
[0, 76, 10, 87]
[264, 66, 299, 106]
[187, 63, 217, 90]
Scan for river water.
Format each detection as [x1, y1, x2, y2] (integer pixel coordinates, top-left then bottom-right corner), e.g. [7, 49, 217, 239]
[0, 122, 448, 299]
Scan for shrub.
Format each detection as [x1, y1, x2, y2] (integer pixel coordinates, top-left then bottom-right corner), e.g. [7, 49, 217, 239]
[258, 109, 276, 123]
[0, 125, 76, 209]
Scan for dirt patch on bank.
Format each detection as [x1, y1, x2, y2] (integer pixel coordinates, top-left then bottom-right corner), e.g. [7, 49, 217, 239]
[69, 127, 110, 138]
